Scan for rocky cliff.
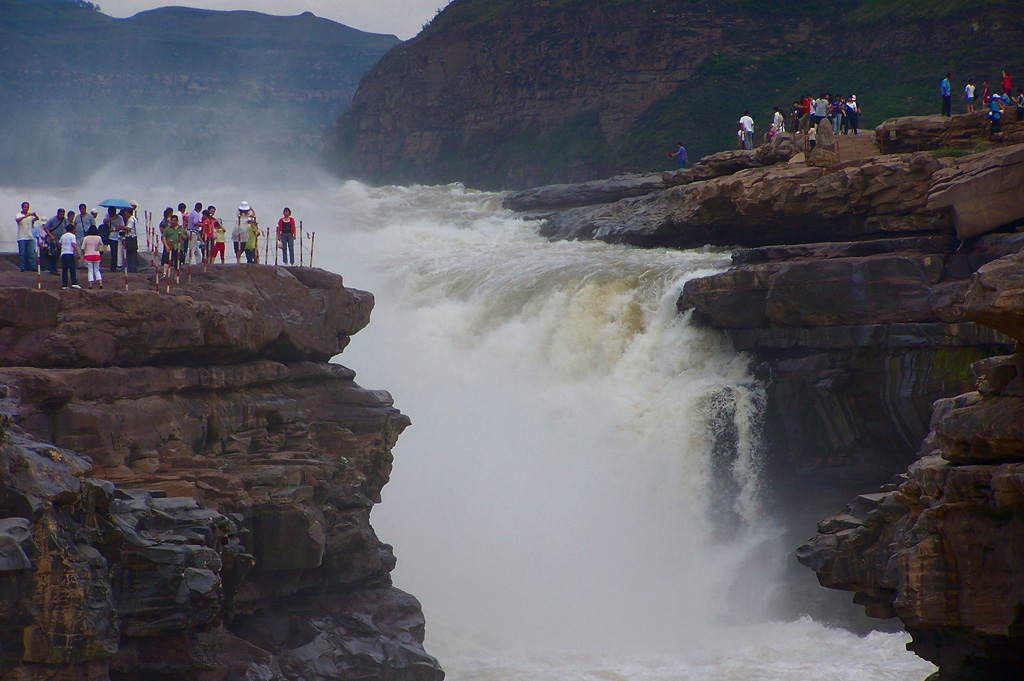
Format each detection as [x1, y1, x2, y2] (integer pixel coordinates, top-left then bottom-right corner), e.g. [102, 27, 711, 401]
[797, 252, 1024, 678]
[331, 0, 1023, 189]
[0, 266, 443, 681]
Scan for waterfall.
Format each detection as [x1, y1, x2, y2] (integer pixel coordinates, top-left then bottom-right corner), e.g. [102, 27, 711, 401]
[0, 178, 934, 680]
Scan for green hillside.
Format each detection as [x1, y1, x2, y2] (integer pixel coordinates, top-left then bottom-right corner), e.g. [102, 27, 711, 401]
[337, 0, 1023, 189]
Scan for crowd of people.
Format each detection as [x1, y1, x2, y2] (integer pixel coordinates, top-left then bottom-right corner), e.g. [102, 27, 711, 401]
[941, 69, 1023, 139]
[13, 199, 303, 290]
[721, 94, 862, 153]
[670, 68, 1023, 163]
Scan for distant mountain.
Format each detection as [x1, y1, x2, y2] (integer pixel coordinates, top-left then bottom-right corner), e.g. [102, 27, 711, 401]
[0, 0, 400, 185]
[329, 0, 1024, 189]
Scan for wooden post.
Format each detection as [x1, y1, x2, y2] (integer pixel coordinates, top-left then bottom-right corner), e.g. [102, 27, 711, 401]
[309, 232, 315, 268]
[299, 221, 304, 267]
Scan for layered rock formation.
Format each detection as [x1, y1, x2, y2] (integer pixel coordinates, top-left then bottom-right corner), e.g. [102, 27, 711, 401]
[540, 135, 955, 247]
[0, 266, 443, 681]
[798, 251, 1024, 678]
[679, 233, 1017, 472]
[876, 110, 1024, 156]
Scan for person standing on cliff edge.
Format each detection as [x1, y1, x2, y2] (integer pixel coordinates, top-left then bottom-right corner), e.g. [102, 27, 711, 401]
[668, 141, 687, 168]
[15, 202, 39, 272]
[940, 73, 952, 116]
[739, 112, 754, 150]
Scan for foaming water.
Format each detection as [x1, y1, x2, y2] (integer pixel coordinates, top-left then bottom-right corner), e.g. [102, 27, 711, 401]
[0, 179, 935, 679]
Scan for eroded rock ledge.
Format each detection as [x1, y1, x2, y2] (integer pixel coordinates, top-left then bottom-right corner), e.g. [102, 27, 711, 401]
[797, 251, 1024, 679]
[0, 266, 443, 681]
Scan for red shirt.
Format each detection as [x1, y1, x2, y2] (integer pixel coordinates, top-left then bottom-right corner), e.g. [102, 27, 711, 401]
[278, 217, 295, 236]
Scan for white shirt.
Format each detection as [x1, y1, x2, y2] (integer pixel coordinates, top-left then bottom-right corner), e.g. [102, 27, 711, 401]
[59, 231, 77, 256]
[965, 84, 976, 98]
[739, 115, 754, 132]
[16, 212, 37, 241]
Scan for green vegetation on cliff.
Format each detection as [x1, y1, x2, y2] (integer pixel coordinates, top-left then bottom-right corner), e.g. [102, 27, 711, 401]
[336, 0, 1023, 189]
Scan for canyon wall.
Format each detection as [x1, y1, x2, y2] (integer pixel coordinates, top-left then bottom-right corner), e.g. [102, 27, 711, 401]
[332, 0, 1023, 189]
[0, 266, 443, 681]
[798, 251, 1024, 679]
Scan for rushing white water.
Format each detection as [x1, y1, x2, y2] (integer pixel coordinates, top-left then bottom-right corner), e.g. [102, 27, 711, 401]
[1, 178, 935, 680]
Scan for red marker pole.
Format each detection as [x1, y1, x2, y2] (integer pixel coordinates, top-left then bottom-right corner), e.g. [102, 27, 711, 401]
[36, 241, 42, 290]
[309, 232, 315, 268]
[299, 222, 304, 267]
[274, 231, 278, 267]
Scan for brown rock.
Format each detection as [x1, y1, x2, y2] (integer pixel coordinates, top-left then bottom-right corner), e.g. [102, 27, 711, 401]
[0, 268, 442, 681]
[927, 143, 1024, 240]
[542, 152, 953, 248]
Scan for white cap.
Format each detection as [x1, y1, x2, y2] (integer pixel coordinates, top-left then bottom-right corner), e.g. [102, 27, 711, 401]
[239, 201, 251, 211]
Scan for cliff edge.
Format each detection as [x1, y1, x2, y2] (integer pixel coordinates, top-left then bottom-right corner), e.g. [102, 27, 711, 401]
[0, 266, 443, 681]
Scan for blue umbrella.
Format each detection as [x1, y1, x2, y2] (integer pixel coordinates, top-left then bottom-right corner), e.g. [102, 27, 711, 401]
[98, 198, 134, 209]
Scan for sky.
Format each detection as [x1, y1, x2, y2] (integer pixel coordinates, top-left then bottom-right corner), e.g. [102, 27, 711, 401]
[96, 0, 451, 40]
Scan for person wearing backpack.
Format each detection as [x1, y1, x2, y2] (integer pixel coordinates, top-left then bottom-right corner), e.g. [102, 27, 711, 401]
[42, 208, 68, 275]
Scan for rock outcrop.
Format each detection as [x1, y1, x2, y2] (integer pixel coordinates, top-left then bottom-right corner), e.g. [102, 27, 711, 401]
[927, 143, 1024, 240]
[679, 232, 1019, 475]
[540, 149, 952, 248]
[501, 173, 663, 216]
[876, 111, 1024, 156]
[0, 266, 443, 681]
[797, 250, 1024, 679]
